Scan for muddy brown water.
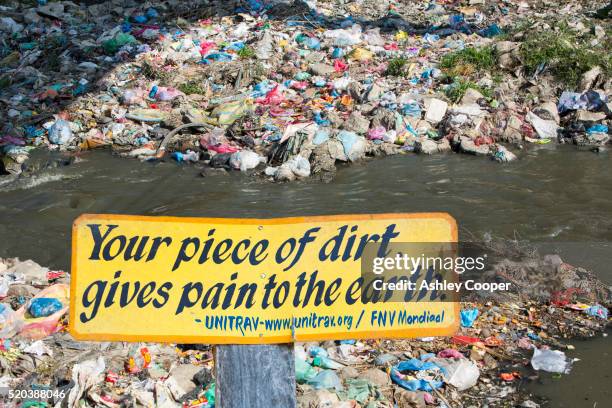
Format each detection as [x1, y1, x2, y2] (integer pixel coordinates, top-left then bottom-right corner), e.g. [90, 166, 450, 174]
[0, 145, 610, 406]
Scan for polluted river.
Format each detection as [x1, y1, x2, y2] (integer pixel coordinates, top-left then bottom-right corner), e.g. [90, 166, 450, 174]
[0, 146, 609, 407]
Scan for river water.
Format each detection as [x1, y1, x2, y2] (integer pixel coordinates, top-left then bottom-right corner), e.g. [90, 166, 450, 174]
[0, 146, 610, 406]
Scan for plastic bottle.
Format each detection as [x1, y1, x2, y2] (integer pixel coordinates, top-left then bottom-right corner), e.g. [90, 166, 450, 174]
[312, 356, 344, 369]
[149, 85, 158, 99]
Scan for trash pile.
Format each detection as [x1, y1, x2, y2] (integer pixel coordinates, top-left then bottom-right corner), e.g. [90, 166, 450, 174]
[1, 0, 610, 179]
[0, 249, 609, 407]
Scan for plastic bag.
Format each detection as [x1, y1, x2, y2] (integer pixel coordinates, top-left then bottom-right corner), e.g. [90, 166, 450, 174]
[230, 150, 264, 172]
[531, 347, 573, 374]
[23, 339, 53, 357]
[0, 303, 22, 338]
[557, 91, 607, 113]
[17, 283, 69, 340]
[125, 108, 166, 123]
[334, 59, 348, 72]
[383, 130, 397, 143]
[258, 85, 284, 105]
[308, 346, 328, 357]
[526, 111, 559, 139]
[364, 28, 385, 46]
[368, 127, 385, 140]
[307, 370, 342, 391]
[68, 357, 106, 407]
[333, 77, 352, 91]
[303, 37, 321, 50]
[232, 22, 249, 38]
[585, 304, 608, 319]
[282, 155, 311, 178]
[211, 99, 253, 126]
[48, 119, 74, 145]
[29, 298, 63, 318]
[323, 26, 362, 47]
[313, 130, 330, 145]
[391, 359, 443, 391]
[256, 31, 274, 60]
[348, 47, 374, 61]
[155, 87, 183, 101]
[122, 88, 145, 105]
[103, 33, 137, 54]
[172, 150, 199, 163]
[437, 349, 464, 359]
[0, 277, 9, 298]
[0, 17, 24, 34]
[337, 131, 366, 162]
[441, 359, 480, 391]
[460, 308, 479, 328]
[313, 356, 344, 370]
[295, 358, 317, 383]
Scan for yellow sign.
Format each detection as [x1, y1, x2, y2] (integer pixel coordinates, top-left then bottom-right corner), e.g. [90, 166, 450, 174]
[70, 213, 459, 344]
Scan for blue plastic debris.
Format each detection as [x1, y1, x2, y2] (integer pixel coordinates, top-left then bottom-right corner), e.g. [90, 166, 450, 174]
[587, 124, 608, 135]
[586, 304, 608, 319]
[29, 298, 63, 318]
[479, 24, 503, 38]
[313, 130, 330, 145]
[460, 308, 479, 328]
[391, 358, 444, 391]
[307, 370, 342, 390]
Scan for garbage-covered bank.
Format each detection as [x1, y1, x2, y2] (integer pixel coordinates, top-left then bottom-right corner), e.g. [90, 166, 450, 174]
[1, 0, 610, 180]
[0, 246, 609, 407]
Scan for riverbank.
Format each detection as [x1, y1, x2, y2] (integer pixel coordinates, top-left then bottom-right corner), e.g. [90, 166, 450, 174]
[1, 0, 610, 181]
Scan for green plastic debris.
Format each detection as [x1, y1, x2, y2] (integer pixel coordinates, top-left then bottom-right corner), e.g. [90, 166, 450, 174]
[22, 401, 48, 408]
[204, 382, 215, 405]
[295, 358, 317, 383]
[103, 33, 137, 54]
[346, 378, 371, 404]
[337, 378, 386, 405]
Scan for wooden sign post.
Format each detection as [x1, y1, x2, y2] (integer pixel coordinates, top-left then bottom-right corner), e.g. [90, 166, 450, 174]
[215, 344, 296, 407]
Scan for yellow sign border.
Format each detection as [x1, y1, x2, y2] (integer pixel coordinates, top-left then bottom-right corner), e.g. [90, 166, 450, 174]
[69, 213, 459, 344]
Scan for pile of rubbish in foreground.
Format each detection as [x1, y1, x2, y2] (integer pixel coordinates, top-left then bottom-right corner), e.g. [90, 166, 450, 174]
[1, 0, 610, 180]
[0, 251, 608, 407]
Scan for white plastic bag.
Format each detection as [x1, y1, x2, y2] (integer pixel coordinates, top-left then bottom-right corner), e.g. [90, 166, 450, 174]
[283, 155, 311, 178]
[526, 111, 559, 139]
[323, 25, 362, 46]
[442, 359, 480, 391]
[0, 303, 22, 338]
[364, 28, 385, 46]
[230, 151, 264, 172]
[68, 357, 106, 408]
[0, 17, 24, 34]
[531, 347, 573, 374]
[337, 131, 366, 162]
[48, 119, 74, 145]
[256, 31, 274, 60]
